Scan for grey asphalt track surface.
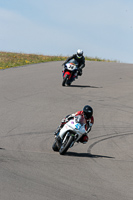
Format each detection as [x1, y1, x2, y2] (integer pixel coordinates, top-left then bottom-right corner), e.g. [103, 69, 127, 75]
[0, 61, 133, 200]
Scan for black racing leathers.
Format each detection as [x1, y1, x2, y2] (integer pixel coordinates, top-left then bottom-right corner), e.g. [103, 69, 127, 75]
[63, 54, 85, 69]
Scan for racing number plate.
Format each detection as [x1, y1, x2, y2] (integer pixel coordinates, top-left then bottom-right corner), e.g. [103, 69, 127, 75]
[75, 123, 81, 130]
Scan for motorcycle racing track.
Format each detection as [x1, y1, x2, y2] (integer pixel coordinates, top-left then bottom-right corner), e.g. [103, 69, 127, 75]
[0, 61, 133, 200]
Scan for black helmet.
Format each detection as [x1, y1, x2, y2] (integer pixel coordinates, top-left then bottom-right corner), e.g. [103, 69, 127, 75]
[83, 105, 93, 119]
[77, 49, 83, 58]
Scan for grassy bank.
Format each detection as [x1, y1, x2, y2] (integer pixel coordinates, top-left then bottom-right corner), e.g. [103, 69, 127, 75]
[0, 51, 116, 70]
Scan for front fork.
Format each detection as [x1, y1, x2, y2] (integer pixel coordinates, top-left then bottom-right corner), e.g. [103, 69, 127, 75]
[62, 132, 75, 148]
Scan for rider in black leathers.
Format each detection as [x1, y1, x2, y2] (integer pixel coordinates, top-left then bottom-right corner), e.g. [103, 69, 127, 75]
[63, 49, 85, 76]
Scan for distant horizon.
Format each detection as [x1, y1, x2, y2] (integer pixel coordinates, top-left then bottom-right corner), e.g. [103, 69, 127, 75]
[0, 51, 119, 63]
[0, 0, 133, 64]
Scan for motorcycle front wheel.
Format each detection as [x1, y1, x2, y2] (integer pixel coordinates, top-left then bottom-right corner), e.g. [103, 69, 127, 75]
[59, 135, 74, 155]
[62, 74, 69, 86]
[52, 140, 59, 152]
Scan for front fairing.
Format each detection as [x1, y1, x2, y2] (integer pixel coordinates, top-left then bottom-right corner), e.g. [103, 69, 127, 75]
[59, 117, 86, 140]
[67, 59, 78, 66]
[67, 120, 86, 135]
[64, 59, 78, 72]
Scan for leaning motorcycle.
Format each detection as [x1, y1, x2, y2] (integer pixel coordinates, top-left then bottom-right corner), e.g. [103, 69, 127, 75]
[52, 115, 87, 155]
[62, 59, 79, 86]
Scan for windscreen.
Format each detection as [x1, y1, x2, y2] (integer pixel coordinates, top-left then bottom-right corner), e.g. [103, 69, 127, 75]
[75, 115, 85, 125]
[68, 59, 78, 66]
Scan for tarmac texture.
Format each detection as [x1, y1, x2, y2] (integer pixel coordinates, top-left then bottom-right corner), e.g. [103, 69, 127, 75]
[0, 61, 133, 200]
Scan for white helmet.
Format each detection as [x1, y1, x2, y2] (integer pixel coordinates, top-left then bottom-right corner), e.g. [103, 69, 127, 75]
[77, 49, 83, 58]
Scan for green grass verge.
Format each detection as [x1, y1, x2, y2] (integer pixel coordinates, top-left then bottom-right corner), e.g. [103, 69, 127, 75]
[0, 51, 116, 70]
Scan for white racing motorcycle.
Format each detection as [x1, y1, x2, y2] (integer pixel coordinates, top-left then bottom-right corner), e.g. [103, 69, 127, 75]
[52, 115, 88, 155]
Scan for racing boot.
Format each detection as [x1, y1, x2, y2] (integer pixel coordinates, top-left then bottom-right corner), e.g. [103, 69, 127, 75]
[79, 135, 89, 144]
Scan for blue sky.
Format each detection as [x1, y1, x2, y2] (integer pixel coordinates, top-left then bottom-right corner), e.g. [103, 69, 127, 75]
[0, 0, 133, 63]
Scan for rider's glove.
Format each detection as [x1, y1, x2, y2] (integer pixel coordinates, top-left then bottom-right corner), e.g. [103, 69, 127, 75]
[61, 117, 69, 124]
[61, 118, 66, 123]
[61, 114, 75, 125]
[65, 118, 69, 122]
[65, 114, 75, 123]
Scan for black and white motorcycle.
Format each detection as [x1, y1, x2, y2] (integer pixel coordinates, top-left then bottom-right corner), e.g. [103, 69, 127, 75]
[62, 59, 79, 86]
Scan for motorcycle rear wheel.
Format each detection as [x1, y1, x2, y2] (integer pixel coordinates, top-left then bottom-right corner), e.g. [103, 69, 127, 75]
[59, 135, 74, 155]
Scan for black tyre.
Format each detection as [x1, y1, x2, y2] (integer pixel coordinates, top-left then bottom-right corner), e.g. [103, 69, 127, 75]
[52, 141, 59, 152]
[59, 135, 74, 155]
[62, 74, 69, 86]
[67, 81, 71, 86]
